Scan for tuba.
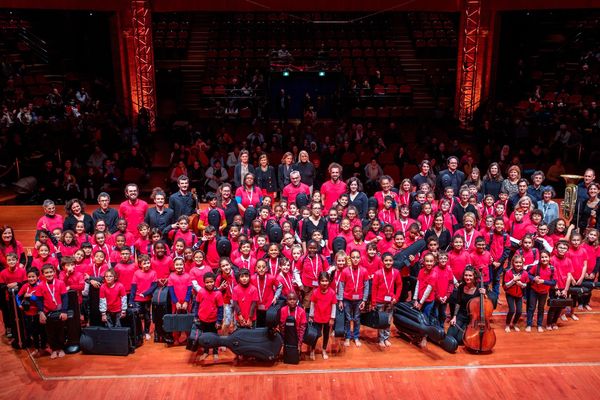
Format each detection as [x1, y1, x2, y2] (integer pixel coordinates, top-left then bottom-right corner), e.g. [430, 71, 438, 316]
[561, 174, 583, 225]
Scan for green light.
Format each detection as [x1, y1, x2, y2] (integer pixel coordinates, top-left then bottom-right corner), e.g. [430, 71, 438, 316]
[318, 71, 326, 77]
[282, 71, 290, 77]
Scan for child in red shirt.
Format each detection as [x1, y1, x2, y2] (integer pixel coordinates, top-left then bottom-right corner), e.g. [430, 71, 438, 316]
[0, 252, 27, 337]
[251, 259, 282, 327]
[308, 272, 337, 360]
[99, 269, 127, 327]
[113, 248, 137, 294]
[216, 258, 236, 333]
[371, 253, 402, 347]
[526, 250, 556, 332]
[168, 258, 192, 344]
[470, 237, 492, 287]
[193, 272, 223, 361]
[277, 258, 296, 298]
[232, 268, 258, 328]
[37, 264, 68, 359]
[547, 241, 576, 330]
[433, 251, 455, 326]
[130, 254, 157, 340]
[233, 240, 257, 275]
[413, 253, 437, 342]
[18, 268, 46, 354]
[337, 249, 369, 347]
[503, 255, 529, 332]
[59, 256, 85, 308]
[280, 292, 307, 357]
[189, 250, 211, 293]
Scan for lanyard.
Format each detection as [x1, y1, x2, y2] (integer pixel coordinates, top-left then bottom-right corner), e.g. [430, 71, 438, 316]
[401, 193, 410, 205]
[256, 275, 268, 302]
[46, 281, 58, 305]
[349, 267, 361, 293]
[279, 272, 293, 292]
[422, 215, 432, 228]
[241, 256, 250, 269]
[382, 269, 393, 295]
[307, 256, 320, 279]
[335, 271, 342, 289]
[400, 219, 408, 232]
[93, 264, 102, 277]
[464, 230, 475, 250]
[270, 258, 279, 274]
[246, 188, 254, 204]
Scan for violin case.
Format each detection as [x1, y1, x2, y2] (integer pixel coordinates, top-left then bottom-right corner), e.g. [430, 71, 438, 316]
[265, 300, 285, 328]
[163, 313, 196, 333]
[393, 240, 426, 271]
[186, 322, 202, 352]
[393, 302, 458, 353]
[302, 322, 319, 347]
[151, 286, 172, 343]
[547, 298, 573, 307]
[283, 315, 300, 364]
[359, 310, 390, 330]
[121, 306, 144, 348]
[198, 327, 283, 361]
[567, 286, 591, 296]
[80, 326, 132, 356]
[334, 309, 345, 337]
[64, 290, 81, 353]
[582, 281, 600, 290]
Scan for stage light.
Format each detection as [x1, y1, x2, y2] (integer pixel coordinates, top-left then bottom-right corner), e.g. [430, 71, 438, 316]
[282, 71, 290, 77]
[318, 71, 326, 77]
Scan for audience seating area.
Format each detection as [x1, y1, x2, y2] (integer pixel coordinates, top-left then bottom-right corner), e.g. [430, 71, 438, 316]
[407, 12, 458, 58]
[153, 14, 191, 59]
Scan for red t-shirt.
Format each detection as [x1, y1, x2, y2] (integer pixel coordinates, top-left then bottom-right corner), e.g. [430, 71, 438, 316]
[86, 263, 109, 279]
[168, 272, 192, 303]
[38, 279, 68, 313]
[447, 249, 471, 281]
[433, 265, 455, 299]
[529, 264, 554, 294]
[18, 282, 41, 315]
[232, 283, 259, 320]
[416, 268, 437, 303]
[454, 228, 483, 253]
[233, 255, 257, 275]
[114, 262, 138, 292]
[503, 268, 530, 298]
[100, 282, 126, 312]
[0, 267, 27, 285]
[371, 268, 402, 303]
[216, 273, 236, 303]
[339, 266, 368, 300]
[131, 269, 157, 302]
[277, 271, 296, 297]
[282, 182, 311, 204]
[568, 246, 589, 281]
[189, 265, 212, 290]
[59, 270, 85, 304]
[310, 287, 337, 323]
[36, 214, 64, 233]
[470, 250, 492, 282]
[297, 255, 329, 287]
[363, 255, 383, 277]
[151, 255, 173, 279]
[250, 274, 279, 310]
[196, 287, 224, 323]
[119, 199, 149, 235]
[551, 255, 573, 289]
[321, 180, 347, 211]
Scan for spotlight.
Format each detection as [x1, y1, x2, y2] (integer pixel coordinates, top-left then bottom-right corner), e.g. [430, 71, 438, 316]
[318, 71, 326, 77]
[282, 71, 290, 77]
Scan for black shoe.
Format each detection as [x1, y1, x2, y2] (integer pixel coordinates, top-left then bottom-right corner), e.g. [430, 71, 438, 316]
[154, 333, 160, 342]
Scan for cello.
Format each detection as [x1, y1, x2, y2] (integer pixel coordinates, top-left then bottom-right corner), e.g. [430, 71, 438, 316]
[463, 267, 496, 353]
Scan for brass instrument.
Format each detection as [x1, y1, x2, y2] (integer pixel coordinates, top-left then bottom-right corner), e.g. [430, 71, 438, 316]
[560, 174, 584, 226]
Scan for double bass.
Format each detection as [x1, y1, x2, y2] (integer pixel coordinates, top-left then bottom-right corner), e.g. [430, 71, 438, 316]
[463, 268, 496, 353]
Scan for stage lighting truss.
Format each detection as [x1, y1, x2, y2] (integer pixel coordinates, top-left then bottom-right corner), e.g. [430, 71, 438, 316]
[458, 0, 481, 128]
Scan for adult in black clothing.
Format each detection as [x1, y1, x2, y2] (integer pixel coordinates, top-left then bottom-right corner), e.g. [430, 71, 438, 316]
[435, 156, 465, 197]
[508, 179, 530, 212]
[255, 153, 278, 197]
[63, 199, 94, 234]
[233, 150, 255, 189]
[424, 212, 452, 250]
[453, 188, 479, 228]
[447, 267, 487, 345]
[347, 177, 368, 219]
[278, 152, 294, 191]
[576, 168, 596, 203]
[218, 183, 240, 232]
[92, 192, 119, 233]
[38, 159, 61, 201]
[575, 182, 600, 232]
[145, 188, 175, 232]
[301, 202, 328, 246]
[168, 175, 196, 219]
[294, 150, 315, 191]
[481, 162, 503, 200]
[411, 160, 436, 191]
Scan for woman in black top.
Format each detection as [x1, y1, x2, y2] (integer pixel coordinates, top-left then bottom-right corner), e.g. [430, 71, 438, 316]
[63, 198, 94, 234]
[447, 267, 487, 345]
[218, 183, 239, 233]
[347, 177, 368, 219]
[576, 182, 600, 232]
[482, 162, 503, 200]
[294, 150, 315, 190]
[424, 212, 452, 250]
[278, 152, 294, 190]
[255, 153, 278, 198]
[301, 202, 328, 247]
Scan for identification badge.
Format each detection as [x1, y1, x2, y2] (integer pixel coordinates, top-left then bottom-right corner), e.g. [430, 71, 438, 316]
[312, 280, 319, 287]
[258, 305, 266, 310]
[352, 294, 360, 300]
[384, 296, 392, 302]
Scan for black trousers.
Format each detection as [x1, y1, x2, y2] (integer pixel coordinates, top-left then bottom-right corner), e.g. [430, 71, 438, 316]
[314, 322, 331, 349]
[136, 302, 152, 334]
[198, 320, 218, 354]
[24, 314, 46, 349]
[45, 317, 65, 351]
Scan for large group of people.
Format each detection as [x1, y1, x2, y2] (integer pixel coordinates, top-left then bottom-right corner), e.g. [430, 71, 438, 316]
[0, 155, 598, 362]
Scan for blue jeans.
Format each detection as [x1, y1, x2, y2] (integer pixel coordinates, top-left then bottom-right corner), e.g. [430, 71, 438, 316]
[491, 266, 503, 298]
[343, 299, 362, 340]
[376, 303, 392, 341]
[526, 291, 547, 327]
[421, 301, 434, 324]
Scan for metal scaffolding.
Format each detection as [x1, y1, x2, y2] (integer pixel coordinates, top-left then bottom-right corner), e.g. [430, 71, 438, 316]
[458, 0, 482, 128]
[131, 0, 156, 131]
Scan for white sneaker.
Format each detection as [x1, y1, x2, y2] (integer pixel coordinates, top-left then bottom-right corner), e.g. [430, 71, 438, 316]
[525, 326, 531, 332]
[322, 350, 329, 360]
[513, 326, 520, 332]
[505, 326, 511, 333]
[354, 339, 362, 347]
[344, 339, 350, 347]
[309, 351, 316, 360]
[144, 333, 151, 341]
[537, 326, 544, 333]
[560, 314, 568, 322]
[50, 351, 58, 359]
[58, 350, 65, 358]
[571, 314, 579, 321]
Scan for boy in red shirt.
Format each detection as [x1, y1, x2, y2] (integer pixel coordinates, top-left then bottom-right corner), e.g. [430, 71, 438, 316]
[251, 259, 282, 327]
[337, 249, 369, 347]
[279, 292, 307, 356]
[547, 241, 576, 330]
[308, 272, 337, 360]
[232, 268, 258, 328]
[18, 268, 46, 355]
[168, 258, 193, 344]
[129, 254, 157, 341]
[0, 252, 27, 338]
[113, 247, 137, 294]
[193, 272, 223, 361]
[99, 269, 127, 327]
[470, 237, 492, 288]
[487, 218, 511, 297]
[371, 252, 402, 347]
[503, 255, 529, 332]
[413, 253, 437, 344]
[215, 258, 236, 333]
[36, 264, 68, 359]
[59, 256, 85, 309]
[233, 240, 257, 275]
[433, 251, 455, 327]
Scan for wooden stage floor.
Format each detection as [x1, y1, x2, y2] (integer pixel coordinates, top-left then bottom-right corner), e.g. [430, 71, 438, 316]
[2, 206, 600, 399]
